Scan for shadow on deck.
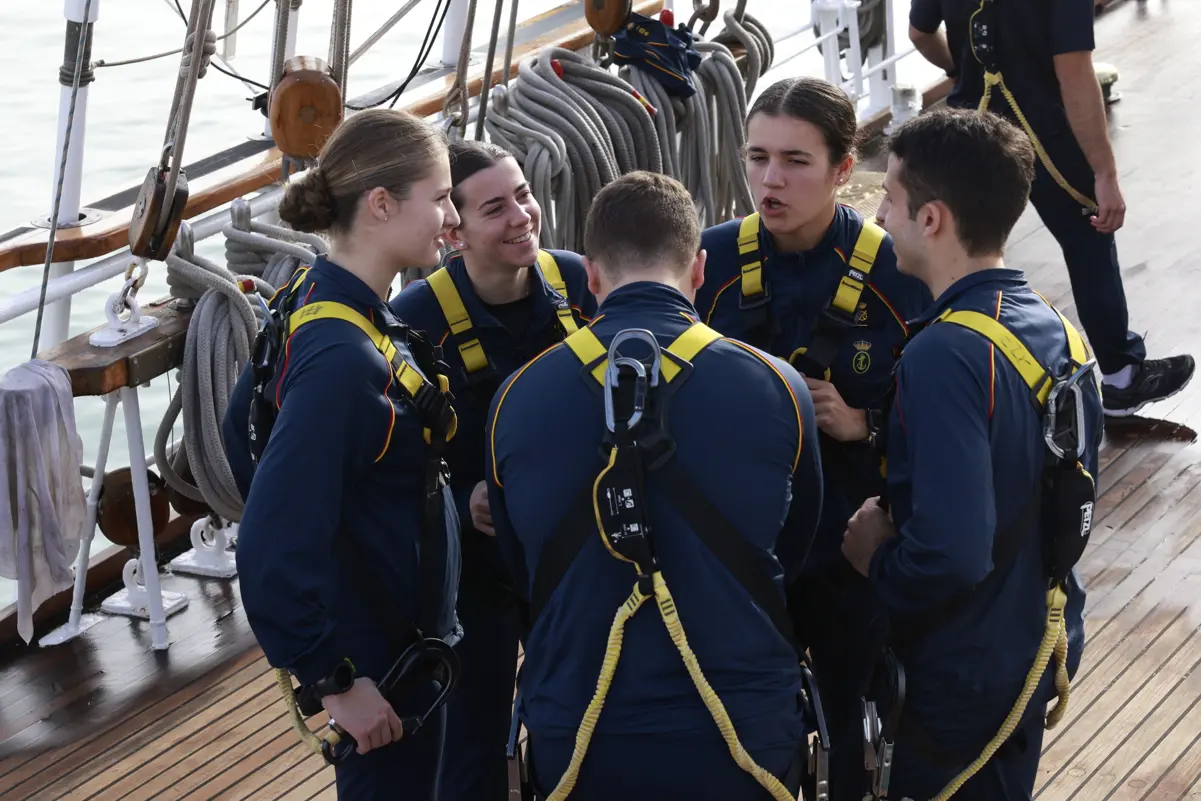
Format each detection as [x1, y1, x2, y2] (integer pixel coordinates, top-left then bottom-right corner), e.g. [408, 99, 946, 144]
[2, 0, 1201, 798]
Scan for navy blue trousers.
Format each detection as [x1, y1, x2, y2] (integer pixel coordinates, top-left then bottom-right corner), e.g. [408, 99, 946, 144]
[887, 707, 1045, 801]
[437, 538, 525, 801]
[789, 563, 888, 801]
[334, 680, 447, 800]
[527, 727, 804, 801]
[1027, 128, 1145, 375]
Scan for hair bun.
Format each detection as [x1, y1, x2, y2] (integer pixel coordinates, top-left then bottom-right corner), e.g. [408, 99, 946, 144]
[278, 167, 337, 233]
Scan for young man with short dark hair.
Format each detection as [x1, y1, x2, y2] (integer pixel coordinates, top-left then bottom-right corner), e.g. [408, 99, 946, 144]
[486, 171, 825, 800]
[844, 108, 1103, 800]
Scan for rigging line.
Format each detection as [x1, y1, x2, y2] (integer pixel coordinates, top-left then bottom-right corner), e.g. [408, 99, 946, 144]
[30, 0, 96, 360]
[171, 0, 270, 91]
[93, 0, 272, 70]
[343, 0, 452, 111]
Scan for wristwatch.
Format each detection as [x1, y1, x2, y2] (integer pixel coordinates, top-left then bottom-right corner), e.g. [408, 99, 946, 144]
[312, 658, 356, 698]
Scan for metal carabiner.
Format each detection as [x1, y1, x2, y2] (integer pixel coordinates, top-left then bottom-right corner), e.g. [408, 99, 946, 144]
[1044, 358, 1097, 460]
[604, 329, 661, 433]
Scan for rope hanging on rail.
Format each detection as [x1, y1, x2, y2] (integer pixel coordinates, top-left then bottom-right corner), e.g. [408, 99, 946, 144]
[155, 202, 322, 522]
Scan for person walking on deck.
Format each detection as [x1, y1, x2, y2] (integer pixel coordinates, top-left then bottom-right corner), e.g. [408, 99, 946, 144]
[223, 109, 463, 801]
[486, 171, 825, 800]
[844, 108, 1102, 800]
[389, 139, 596, 801]
[909, 0, 1194, 417]
[693, 76, 931, 801]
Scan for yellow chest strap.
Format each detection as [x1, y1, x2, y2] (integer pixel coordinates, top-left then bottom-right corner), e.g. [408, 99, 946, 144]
[933, 303, 1091, 406]
[428, 250, 578, 375]
[563, 321, 723, 386]
[537, 249, 581, 337]
[737, 212, 887, 318]
[287, 300, 457, 445]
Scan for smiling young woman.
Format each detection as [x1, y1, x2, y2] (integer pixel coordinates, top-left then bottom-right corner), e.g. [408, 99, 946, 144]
[388, 139, 597, 801]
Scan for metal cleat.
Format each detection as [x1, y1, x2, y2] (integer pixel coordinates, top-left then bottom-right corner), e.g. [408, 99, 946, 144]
[89, 258, 159, 348]
[170, 516, 239, 578]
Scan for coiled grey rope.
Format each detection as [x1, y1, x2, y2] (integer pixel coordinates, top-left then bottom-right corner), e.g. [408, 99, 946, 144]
[157, 213, 321, 522]
[485, 49, 660, 249]
[714, 9, 773, 98]
[486, 84, 574, 249]
[695, 41, 753, 221]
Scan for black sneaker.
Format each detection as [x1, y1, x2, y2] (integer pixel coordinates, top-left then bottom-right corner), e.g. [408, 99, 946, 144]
[1103, 355, 1196, 417]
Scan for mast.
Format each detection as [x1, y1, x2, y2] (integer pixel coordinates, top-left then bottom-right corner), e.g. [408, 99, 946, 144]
[40, 0, 100, 351]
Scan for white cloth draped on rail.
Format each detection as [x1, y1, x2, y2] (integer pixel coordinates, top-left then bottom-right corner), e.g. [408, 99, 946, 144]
[0, 359, 87, 643]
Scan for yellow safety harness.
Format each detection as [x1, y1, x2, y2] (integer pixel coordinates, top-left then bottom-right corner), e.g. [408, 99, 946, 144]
[736, 212, 886, 378]
[246, 265, 461, 764]
[969, 0, 1098, 212]
[427, 249, 580, 379]
[536, 322, 824, 801]
[897, 301, 1098, 800]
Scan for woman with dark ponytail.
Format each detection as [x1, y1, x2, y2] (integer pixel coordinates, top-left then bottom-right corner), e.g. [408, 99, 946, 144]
[390, 138, 596, 801]
[223, 108, 462, 800]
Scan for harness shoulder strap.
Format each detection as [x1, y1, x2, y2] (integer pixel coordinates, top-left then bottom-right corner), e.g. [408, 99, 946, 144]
[935, 308, 1055, 407]
[563, 322, 723, 386]
[790, 218, 887, 378]
[832, 219, 886, 317]
[287, 300, 458, 446]
[536, 249, 581, 336]
[428, 267, 489, 374]
[737, 213, 765, 299]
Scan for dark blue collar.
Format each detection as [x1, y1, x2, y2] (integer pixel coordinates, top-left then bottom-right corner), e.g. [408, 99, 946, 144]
[443, 254, 563, 331]
[915, 267, 1029, 326]
[595, 281, 698, 321]
[759, 203, 851, 261]
[310, 255, 404, 329]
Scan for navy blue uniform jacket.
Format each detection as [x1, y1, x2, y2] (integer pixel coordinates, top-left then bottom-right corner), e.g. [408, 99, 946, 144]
[695, 205, 931, 574]
[389, 251, 596, 576]
[910, 0, 1096, 136]
[486, 281, 824, 749]
[873, 269, 1097, 739]
[224, 256, 461, 686]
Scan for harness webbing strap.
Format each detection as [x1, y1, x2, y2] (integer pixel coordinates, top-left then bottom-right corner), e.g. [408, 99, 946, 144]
[287, 300, 458, 446]
[427, 267, 489, 375]
[429, 251, 577, 376]
[832, 221, 886, 317]
[563, 322, 723, 386]
[537, 250, 581, 337]
[738, 213, 765, 298]
[934, 307, 1090, 405]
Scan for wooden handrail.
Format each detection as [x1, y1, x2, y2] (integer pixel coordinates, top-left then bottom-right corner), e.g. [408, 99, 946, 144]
[0, 0, 664, 274]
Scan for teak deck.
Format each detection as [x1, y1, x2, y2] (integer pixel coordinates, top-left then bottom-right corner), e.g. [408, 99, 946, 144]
[1, 1, 1199, 798]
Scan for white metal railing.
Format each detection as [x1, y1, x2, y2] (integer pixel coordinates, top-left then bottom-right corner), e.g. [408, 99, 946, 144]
[3, 0, 927, 652]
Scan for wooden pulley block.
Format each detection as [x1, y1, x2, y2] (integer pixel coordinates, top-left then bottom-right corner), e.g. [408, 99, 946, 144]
[269, 56, 344, 161]
[585, 0, 633, 37]
[96, 467, 172, 550]
[129, 165, 190, 261]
